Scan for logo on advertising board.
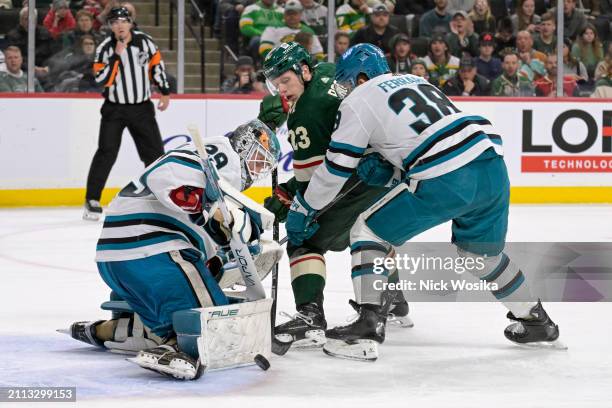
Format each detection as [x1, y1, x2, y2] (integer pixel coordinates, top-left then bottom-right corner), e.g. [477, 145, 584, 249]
[521, 109, 612, 173]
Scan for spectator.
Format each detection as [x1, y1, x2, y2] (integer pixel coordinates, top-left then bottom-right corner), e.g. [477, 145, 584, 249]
[63, 10, 102, 49]
[240, 0, 284, 60]
[213, 0, 248, 53]
[411, 59, 429, 79]
[594, 43, 612, 81]
[334, 31, 351, 60]
[448, 0, 476, 12]
[532, 11, 556, 54]
[395, 0, 431, 18]
[0, 51, 5, 72]
[510, 0, 540, 35]
[571, 24, 604, 80]
[591, 63, 612, 98]
[494, 17, 515, 57]
[351, 3, 399, 54]
[419, 0, 452, 37]
[516, 30, 546, 81]
[80, 0, 108, 31]
[43, 0, 77, 40]
[294, 30, 314, 53]
[0, 0, 12, 8]
[386, 33, 413, 74]
[52, 34, 99, 92]
[490, 50, 535, 96]
[442, 55, 490, 95]
[299, 0, 328, 43]
[0, 46, 43, 92]
[468, 0, 496, 34]
[474, 32, 502, 80]
[563, 37, 588, 80]
[422, 34, 460, 87]
[259, 0, 324, 59]
[446, 10, 479, 57]
[221, 55, 265, 94]
[336, 0, 368, 35]
[7, 7, 58, 71]
[534, 53, 577, 96]
[553, 0, 587, 40]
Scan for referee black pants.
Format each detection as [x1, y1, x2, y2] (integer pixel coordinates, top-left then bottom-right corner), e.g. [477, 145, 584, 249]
[86, 100, 165, 201]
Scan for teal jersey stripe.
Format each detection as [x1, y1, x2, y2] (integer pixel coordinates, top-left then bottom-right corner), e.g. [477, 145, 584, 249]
[140, 156, 202, 186]
[329, 140, 367, 155]
[325, 160, 352, 178]
[407, 133, 491, 175]
[97, 233, 186, 251]
[103, 212, 207, 254]
[494, 273, 525, 299]
[402, 115, 487, 168]
[351, 268, 389, 278]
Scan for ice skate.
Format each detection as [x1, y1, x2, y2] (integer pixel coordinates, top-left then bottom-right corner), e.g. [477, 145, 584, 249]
[275, 299, 327, 349]
[386, 289, 414, 328]
[127, 344, 204, 380]
[504, 301, 567, 350]
[323, 302, 387, 362]
[83, 200, 103, 221]
[57, 320, 105, 348]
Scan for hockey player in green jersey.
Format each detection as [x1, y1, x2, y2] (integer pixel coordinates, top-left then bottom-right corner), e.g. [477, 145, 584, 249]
[260, 42, 413, 349]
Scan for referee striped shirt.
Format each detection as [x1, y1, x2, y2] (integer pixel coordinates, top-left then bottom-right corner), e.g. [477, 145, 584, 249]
[93, 30, 170, 104]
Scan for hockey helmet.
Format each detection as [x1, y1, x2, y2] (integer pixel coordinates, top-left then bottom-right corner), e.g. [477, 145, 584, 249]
[335, 43, 390, 92]
[229, 119, 281, 190]
[262, 42, 312, 95]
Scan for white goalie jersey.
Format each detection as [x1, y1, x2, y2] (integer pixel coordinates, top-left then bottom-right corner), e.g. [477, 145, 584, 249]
[96, 136, 242, 262]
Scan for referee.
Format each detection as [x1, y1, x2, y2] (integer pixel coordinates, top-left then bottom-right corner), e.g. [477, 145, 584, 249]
[84, 6, 170, 220]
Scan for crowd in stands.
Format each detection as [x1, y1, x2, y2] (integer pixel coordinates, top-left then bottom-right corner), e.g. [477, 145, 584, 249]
[0, 0, 610, 96]
[217, 0, 611, 96]
[0, 0, 175, 93]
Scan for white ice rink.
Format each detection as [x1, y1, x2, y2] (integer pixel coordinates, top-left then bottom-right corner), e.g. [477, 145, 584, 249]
[1, 205, 612, 408]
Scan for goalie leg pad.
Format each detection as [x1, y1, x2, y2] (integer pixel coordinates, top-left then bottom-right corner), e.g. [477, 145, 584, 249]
[173, 298, 273, 371]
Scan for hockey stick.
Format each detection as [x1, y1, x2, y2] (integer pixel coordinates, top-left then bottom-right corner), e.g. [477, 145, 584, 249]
[188, 126, 292, 355]
[278, 178, 363, 246]
[188, 125, 266, 301]
[270, 167, 280, 327]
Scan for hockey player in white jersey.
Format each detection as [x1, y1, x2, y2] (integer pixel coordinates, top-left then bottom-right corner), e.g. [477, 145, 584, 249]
[62, 119, 282, 378]
[285, 44, 563, 361]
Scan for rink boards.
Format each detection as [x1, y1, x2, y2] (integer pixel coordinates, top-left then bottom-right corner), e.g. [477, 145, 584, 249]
[0, 94, 611, 206]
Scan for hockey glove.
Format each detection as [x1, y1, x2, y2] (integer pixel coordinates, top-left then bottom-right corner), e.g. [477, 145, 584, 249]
[258, 94, 289, 130]
[286, 191, 319, 246]
[263, 183, 293, 223]
[357, 153, 398, 187]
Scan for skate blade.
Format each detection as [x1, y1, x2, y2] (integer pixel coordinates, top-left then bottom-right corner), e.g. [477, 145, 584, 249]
[291, 330, 326, 350]
[388, 315, 414, 328]
[83, 212, 101, 221]
[56, 328, 70, 336]
[126, 356, 199, 380]
[509, 339, 568, 350]
[322, 339, 379, 362]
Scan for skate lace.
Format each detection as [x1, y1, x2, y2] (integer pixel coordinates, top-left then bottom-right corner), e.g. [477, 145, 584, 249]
[279, 311, 314, 326]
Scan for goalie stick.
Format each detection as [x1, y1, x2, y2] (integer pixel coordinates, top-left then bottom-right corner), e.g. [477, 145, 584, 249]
[187, 126, 292, 355]
[188, 125, 266, 301]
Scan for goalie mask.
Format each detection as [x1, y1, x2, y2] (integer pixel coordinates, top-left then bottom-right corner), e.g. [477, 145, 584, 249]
[229, 119, 281, 190]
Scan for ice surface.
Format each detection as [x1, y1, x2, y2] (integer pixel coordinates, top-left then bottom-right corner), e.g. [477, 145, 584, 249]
[1, 206, 611, 408]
